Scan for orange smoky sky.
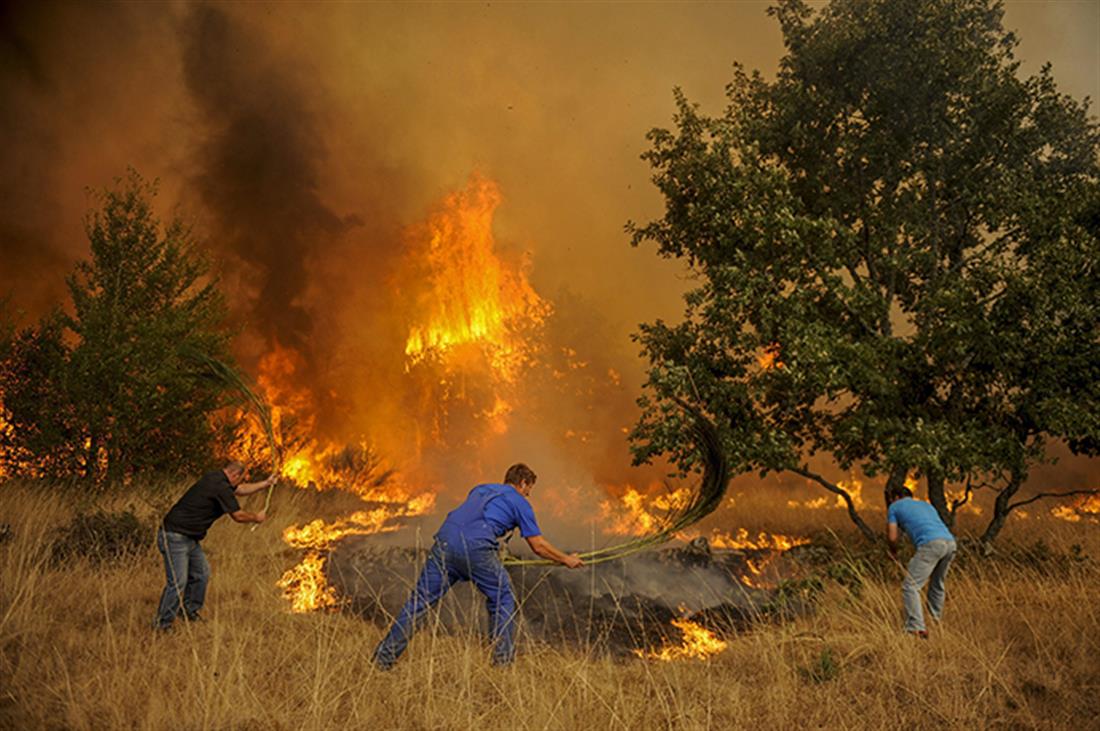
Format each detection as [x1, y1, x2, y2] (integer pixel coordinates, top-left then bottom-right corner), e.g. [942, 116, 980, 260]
[1, 1, 1097, 505]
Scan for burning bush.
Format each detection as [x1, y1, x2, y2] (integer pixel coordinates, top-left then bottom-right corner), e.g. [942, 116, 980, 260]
[50, 509, 149, 565]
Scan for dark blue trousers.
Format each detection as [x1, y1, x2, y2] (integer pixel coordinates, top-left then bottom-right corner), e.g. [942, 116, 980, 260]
[373, 541, 517, 668]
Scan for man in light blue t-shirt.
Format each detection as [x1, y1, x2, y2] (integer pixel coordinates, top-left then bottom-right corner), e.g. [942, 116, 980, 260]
[887, 485, 957, 637]
[373, 463, 583, 669]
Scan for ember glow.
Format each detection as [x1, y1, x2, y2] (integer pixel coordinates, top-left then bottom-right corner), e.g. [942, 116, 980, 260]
[636, 616, 728, 661]
[756, 343, 784, 370]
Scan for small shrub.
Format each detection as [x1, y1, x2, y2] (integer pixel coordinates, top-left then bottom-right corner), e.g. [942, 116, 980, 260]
[51, 510, 150, 565]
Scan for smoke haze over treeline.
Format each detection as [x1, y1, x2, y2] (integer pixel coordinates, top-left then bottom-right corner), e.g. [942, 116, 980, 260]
[1, 1, 1097, 512]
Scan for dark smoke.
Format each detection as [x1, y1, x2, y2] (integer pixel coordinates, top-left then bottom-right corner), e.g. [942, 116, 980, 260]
[0, 1, 66, 317]
[180, 4, 357, 374]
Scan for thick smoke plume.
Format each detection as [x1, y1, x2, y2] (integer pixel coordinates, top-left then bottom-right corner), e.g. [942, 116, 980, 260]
[0, 2, 1095, 515]
[181, 4, 353, 377]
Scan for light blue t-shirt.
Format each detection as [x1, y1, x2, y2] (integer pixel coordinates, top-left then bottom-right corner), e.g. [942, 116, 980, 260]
[482, 484, 542, 538]
[888, 498, 954, 547]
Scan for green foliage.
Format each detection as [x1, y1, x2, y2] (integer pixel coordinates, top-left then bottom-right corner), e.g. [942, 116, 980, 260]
[629, 0, 1100, 543]
[0, 170, 235, 481]
[50, 509, 149, 565]
[0, 313, 85, 475]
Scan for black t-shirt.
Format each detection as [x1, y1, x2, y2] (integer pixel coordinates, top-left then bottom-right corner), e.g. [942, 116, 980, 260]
[163, 470, 242, 540]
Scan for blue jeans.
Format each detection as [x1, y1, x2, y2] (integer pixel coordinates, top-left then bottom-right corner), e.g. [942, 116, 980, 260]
[902, 538, 956, 632]
[154, 527, 210, 629]
[373, 541, 517, 668]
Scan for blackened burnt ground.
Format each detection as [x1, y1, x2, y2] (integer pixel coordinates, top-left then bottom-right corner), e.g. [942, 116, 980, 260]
[325, 537, 821, 657]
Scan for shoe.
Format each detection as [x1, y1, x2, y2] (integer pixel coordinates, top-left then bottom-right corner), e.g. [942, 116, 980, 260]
[184, 612, 204, 623]
[907, 629, 929, 639]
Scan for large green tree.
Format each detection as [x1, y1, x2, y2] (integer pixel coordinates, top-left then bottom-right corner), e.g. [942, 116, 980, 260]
[628, 0, 1099, 543]
[0, 171, 234, 482]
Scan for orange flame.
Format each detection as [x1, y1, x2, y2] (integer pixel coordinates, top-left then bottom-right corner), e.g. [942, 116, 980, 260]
[283, 495, 436, 550]
[601, 486, 809, 551]
[636, 616, 728, 661]
[707, 528, 810, 552]
[740, 556, 773, 589]
[1052, 493, 1100, 523]
[403, 174, 550, 384]
[599, 484, 693, 535]
[276, 552, 339, 613]
[791, 476, 865, 510]
[756, 343, 784, 370]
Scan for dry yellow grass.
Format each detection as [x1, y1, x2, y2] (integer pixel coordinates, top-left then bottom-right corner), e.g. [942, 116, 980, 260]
[1, 480, 1098, 730]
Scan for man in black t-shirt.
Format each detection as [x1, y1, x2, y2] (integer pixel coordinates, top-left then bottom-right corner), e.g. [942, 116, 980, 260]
[153, 461, 275, 630]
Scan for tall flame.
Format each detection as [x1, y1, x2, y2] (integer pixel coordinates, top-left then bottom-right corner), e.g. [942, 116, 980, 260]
[403, 174, 550, 383]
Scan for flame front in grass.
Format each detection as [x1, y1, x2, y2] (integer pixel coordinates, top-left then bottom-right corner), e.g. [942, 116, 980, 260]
[601, 487, 809, 552]
[1052, 493, 1100, 523]
[402, 174, 550, 383]
[636, 618, 728, 661]
[793, 476, 866, 510]
[277, 552, 338, 613]
[707, 528, 810, 551]
[283, 495, 437, 550]
[278, 494, 436, 613]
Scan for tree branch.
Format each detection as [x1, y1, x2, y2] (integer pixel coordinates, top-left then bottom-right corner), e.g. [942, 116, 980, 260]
[788, 465, 877, 541]
[1007, 488, 1100, 512]
[948, 475, 975, 516]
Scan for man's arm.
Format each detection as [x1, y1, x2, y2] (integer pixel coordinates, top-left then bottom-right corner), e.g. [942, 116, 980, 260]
[235, 474, 277, 497]
[228, 509, 267, 524]
[887, 522, 900, 558]
[526, 535, 584, 569]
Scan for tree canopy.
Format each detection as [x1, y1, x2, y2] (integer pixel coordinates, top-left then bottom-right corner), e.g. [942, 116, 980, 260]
[628, 0, 1100, 542]
[0, 171, 235, 482]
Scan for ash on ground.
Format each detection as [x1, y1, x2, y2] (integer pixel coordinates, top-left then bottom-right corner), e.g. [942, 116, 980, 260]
[325, 536, 815, 656]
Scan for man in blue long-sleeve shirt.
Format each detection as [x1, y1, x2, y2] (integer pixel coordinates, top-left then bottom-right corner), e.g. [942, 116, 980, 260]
[886, 485, 957, 637]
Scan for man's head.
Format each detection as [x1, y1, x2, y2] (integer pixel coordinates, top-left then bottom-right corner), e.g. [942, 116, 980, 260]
[504, 463, 537, 496]
[223, 461, 246, 486]
[887, 485, 913, 505]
